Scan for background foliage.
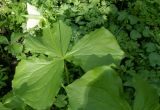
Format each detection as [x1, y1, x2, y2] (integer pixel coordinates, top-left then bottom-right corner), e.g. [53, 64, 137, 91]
[0, 0, 160, 110]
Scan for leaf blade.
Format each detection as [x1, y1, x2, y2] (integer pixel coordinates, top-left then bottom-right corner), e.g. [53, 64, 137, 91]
[25, 21, 72, 57]
[66, 66, 131, 110]
[67, 27, 124, 71]
[12, 58, 64, 109]
[0, 103, 11, 110]
[0, 36, 9, 44]
[133, 76, 160, 110]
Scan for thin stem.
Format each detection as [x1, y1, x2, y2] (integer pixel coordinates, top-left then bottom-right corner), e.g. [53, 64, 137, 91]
[0, 45, 3, 53]
[58, 20, 64, 56]
[0, 45, 10, 65]
[64, 63, 70, 85]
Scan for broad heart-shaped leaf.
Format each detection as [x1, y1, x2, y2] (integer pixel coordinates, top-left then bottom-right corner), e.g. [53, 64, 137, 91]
[66, 66, 131, 110]
[66, 27, 124, 71]
[25, 21, 72, 57]
[133, 76, 160, 110]
[12, 58, 64, 109]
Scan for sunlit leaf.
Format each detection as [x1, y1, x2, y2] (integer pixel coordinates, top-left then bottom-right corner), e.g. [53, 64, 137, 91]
[67, 27, 124, 71]
[12, 58, 64, 109]
[25, 21, 72, 57]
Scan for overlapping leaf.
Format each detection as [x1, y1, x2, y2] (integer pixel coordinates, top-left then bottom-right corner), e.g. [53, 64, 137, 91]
[66, 67, 160, 110]
[66, 66, 131, 110]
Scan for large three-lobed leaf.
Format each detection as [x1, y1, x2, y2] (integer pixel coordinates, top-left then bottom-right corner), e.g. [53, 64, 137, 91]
[12, 21, 124, 109]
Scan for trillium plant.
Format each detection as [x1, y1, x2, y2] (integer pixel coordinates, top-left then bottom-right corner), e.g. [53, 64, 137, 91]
[10, 21, 160, 110]
[12, 20, 124, 109]
[1, 2, 159, 110]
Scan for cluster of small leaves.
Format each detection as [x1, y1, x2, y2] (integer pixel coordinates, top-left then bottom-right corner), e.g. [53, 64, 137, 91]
[0, 0, 25, 31]
[59, 0, 111, 38]
[0, 65, 8, 91]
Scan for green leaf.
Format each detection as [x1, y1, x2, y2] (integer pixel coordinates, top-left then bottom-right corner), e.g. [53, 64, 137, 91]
[3, 92, 25, 110]
[7, 43, 23, 55]
[12, 58, 64, 109]
[67, 28, 124, 70]
[25, 21, 72, 57]
[148, 52, 160, 67]
[133, 76, 160, 110]
[42, 21, 72, 56]
[66, 66, 131, 110]
[71, 54, 114, 72]
[0, 103, 11, 110]
[142, 28, 151, 37]
[25, 36, 57, 57]
[118, 11, 128, 21]
[10, 33, 22, 44]
[89, 0, 100, 5]
[68, 27, 124, 59]
[130, 30, 141, 40]
[0, 36, 9, 44]
[128, 15, 138, 25]
[54, 95, 67, 108]
[145, 42, 156, 52]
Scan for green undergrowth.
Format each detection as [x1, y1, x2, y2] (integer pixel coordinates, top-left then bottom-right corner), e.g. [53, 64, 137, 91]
[0, 0, 160, 110]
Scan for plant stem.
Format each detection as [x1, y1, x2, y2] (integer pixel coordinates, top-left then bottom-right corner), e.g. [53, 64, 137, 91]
[64, 63, 70, 85]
